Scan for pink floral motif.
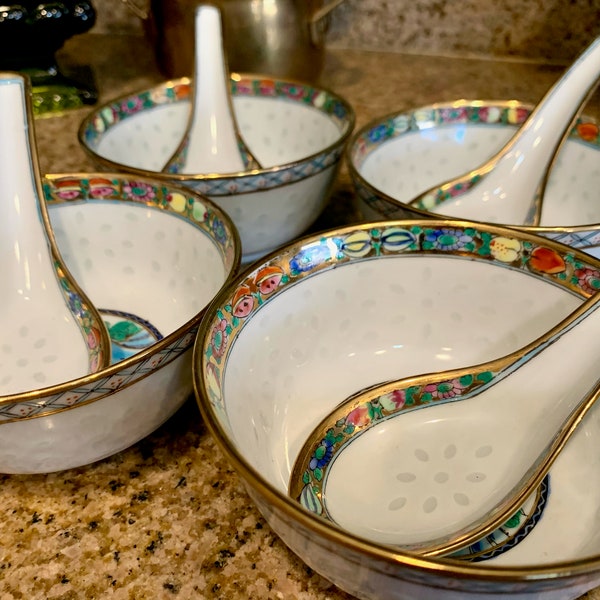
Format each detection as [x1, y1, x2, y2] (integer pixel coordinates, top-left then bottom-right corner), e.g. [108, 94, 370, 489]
[256, 79, 277, 97]
[280, 83, 306, 100]
[345, 405, 370, 428]
[423, 378, 466, 400]
[211, 319, 228, 358]
[120, 96, 144, 115]
[54, 178, 83, 200]
[445, 182, 469, 198]
[231, 78, 254, 96]
[89, 177, 117, 198]
[574, 267, 600, 295]
[439, 107, 468, 124]
[379, 389, 407, 412]
[123, 182, 156, 202]
[56, 189, 81, 200]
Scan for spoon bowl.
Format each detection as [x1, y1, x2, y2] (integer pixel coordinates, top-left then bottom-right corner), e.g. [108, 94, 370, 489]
[194, 218, 600, 599]
[0, 72, 109, 395]
[290, 288, 600, 557]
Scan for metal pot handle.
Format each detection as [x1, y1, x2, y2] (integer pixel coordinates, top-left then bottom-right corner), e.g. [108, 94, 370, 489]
[309, 0, 346, 45]
[121, 0, 150, 19]
[122, 0, 347, 43]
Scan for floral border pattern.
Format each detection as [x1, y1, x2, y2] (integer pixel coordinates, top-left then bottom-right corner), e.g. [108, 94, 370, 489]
[0, 174, 237, 422]
[80, 77, 354, 196]
[349, 103, 600, 252]
[200, 223, 600, 561]
[202, 223, 600, 416]
[53, 257, 107, 374]
[449, 475, 550, 562]
[350, 103, 600, 170]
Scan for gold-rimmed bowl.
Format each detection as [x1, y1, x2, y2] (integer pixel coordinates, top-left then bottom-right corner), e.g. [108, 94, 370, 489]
[347, 100, 600, 259]
[193, 218, 600, 599]
[0, 173, 240, 474]
[78, 75, 355, 263]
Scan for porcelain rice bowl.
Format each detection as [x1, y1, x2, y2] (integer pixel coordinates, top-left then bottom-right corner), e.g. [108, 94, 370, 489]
[348, 100, 600, 259]
[193, 219, 600, 599]
[0, 173, 240, 474]
[77, 75, 355, 263]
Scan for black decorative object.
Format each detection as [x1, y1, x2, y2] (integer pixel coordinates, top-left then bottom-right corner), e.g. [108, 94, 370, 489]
[0, 2, 98, 115]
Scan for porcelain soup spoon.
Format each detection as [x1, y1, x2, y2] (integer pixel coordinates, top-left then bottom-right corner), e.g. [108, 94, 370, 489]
[408, 35, 600, 226]
[0, 73, 110, 396]
[163, 3, 261, 175]
[290, 286, 600, 558]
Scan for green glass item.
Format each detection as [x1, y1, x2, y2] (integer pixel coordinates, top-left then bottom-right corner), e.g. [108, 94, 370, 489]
[0, 2, 98, 116]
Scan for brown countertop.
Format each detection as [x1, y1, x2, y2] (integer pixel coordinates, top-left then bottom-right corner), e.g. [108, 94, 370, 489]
[2, 32, 600, 599]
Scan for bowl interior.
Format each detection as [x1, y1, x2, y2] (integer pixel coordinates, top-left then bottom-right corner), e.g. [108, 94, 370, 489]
[45, 174, 239, 363]
[224, 256, 579, 490]
[85, 79, 347, 174]
[351, 103, 600, 227]
[197, 221, 600, 568]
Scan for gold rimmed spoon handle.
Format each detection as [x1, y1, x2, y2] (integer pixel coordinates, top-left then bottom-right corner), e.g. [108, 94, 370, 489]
[0, 73, 110, 397]
[162, 3, 261, 175]
[290, 290, 600, 557]
[408, 35, 600, 227]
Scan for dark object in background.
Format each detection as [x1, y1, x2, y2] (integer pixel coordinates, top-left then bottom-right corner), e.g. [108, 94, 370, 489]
[0, 2, 98, 115]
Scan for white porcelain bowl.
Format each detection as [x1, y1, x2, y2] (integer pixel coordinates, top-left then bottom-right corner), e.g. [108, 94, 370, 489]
[78, 76, 355, 263]
[194, 219, 600, 599]
[0, 173, 240, 474]
[347, 100, 600, 259]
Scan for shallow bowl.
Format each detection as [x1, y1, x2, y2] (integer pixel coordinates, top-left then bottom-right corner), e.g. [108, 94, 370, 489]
[194, 219, 600, 599]
[78, 75, 355, 263]
[347, 100, 600, 258]
[0, 173, 240, 474]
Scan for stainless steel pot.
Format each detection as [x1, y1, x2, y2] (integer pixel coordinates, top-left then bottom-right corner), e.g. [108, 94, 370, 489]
[125, 0, 346, 83]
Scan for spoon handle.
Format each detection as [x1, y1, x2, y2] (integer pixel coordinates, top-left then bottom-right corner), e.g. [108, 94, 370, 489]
[0, 74, 110, 397]
[290, 290, 600, 556]
[163, 3, 261, 175]
[410, 36, 600, 226]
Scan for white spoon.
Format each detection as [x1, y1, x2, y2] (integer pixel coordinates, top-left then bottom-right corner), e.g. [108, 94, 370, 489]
[290, 288, 600, 557]
[0, 73, 110, 396]
[163, 3, 261, 175]
[408, 36, 600, 226]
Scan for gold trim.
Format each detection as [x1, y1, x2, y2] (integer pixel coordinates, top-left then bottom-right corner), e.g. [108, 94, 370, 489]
[0, 171, 241, 412]
[346, 99, 600, 236]
[0, 345, 191, 424]
[0, 73, 111, 381]
[77, 75, 356, 191]
[289, 291, 600, 556]
[163, 4, 263, 174]
[193, 218, 600, 583]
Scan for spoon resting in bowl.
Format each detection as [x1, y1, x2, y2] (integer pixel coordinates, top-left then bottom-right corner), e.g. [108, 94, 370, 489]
[408, 35, 600, 226]
[0, 73, 110, 396]
[289, 285, 600, 558]
[162, 3, 261, 175]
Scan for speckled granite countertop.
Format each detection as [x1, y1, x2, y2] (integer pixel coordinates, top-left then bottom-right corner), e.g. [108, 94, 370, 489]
[2, 33, 600, 599]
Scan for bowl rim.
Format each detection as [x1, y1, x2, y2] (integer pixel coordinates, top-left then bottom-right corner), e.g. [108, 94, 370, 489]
[193, 218, 600, 585]
[0, 171, 241, 413]
[345, 98, 600, 235]
[77, 73, 356, 184]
